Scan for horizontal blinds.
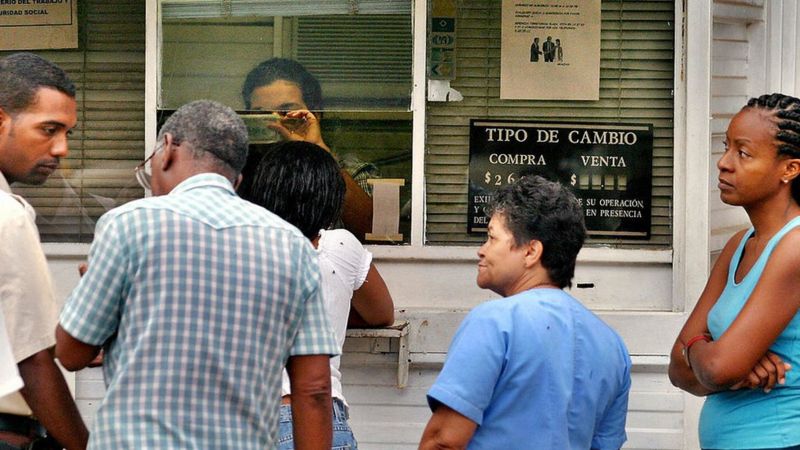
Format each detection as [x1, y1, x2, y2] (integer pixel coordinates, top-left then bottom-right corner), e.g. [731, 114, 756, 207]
[294, 15, 413, 109]
[161, 0, 411, 19]
[4, 0, 146, 243]
[425, 0, 675, 247]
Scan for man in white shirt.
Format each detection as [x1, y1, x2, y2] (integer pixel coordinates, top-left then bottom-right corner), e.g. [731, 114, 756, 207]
[0, 52, 88, 450]
[0, 310, 23, 398]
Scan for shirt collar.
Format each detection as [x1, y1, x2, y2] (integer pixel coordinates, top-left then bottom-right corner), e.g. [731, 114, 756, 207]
[0, 172, 11, 194]
[0, 171, 37, 221]
[169, 173, 236, 196]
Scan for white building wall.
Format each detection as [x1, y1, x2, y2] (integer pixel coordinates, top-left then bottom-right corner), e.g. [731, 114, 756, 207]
[43, 1, 800, 449]
[709, 1, 766, 253]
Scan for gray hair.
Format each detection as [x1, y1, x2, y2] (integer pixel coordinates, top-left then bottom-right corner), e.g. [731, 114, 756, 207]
[159, 100, 249, 174]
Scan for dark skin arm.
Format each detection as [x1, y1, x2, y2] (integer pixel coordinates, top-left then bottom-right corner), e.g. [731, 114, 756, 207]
[339, 170, 374, 242]
[668, 231, 740, 395]
[55, 325, 102, 372]
[347, 263, 394, 328]
[18, 348, 89, 450]
[669, 229, 800, 393]
[270, 110, 374, 241]
[418, 404, 477, 450]
[286, 354, 333, 450]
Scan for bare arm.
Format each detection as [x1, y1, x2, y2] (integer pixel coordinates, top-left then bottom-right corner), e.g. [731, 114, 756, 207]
[339, 170, 373, 242]
[348, 263, 394, 328]
[670, 229, 800, 392]
[55, 325, 101, 372]
[18, 349, 89, 450]
[668, 229, 742, 395]
[287, 354, 332, 450]
[419, 404, 477, 450]
[271, 110, 374, 241]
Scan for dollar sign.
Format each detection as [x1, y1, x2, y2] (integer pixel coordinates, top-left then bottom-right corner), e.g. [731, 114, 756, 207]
[570, 174, 577, 186]
[485, 171, 492, 184]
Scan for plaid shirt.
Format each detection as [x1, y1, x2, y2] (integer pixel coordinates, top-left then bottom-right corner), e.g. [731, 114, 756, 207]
[60, 173, 337, 449]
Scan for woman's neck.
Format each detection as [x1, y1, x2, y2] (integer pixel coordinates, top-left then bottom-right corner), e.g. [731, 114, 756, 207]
[745, 194, 800, 238]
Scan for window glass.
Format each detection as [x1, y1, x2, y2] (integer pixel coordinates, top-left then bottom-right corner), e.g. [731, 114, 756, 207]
[160, 1, 413, 243]
[2, 0, 146, 243]
[425, 0, 675, 247]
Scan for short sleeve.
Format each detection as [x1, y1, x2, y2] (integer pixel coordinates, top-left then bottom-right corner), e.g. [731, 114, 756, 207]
[60, 213, 129, 346]
[0, 201, 58, 362]
[318, 229, 371, 290]
[426, 305, 508, 425]
[0, 309, 23, 397]
[289, 240, 339, 357]
[591, 345, 632, 450]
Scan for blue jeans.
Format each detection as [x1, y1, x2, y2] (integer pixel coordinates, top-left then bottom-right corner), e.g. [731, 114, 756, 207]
[278, 398, 358, 450]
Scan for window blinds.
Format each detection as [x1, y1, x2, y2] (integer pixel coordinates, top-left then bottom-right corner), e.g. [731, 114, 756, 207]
[4, 0, 146, 243]
[161, 0, 411, 19]
[425, 0, 675, 247]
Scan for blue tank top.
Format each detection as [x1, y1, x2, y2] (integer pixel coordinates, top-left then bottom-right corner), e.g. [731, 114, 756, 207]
[700, 216, 800, 449]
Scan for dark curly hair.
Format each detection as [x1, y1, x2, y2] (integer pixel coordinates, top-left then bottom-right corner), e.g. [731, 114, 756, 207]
[238, 141, 345, 240]
[486, 175, 586, 289]
[745, 93, 800, 204]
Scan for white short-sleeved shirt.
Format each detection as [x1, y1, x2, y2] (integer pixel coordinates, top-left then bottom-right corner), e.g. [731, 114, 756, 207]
[0, 172, 59, 415]
[282, 228, 372, 404]
[0, 308, 23, 398]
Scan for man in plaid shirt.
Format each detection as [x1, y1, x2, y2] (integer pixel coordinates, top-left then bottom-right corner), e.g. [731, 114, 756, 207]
[56, 100, 338, 449]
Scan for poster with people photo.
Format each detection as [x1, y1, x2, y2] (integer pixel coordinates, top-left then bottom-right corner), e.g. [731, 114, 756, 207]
[501, 0, 600, 100]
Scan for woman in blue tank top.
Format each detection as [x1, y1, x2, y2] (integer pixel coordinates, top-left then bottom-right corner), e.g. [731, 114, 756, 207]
[669, 94, 800, 450]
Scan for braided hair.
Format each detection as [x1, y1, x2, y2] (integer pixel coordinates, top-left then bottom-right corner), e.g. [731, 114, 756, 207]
[745, 93, 800, 204]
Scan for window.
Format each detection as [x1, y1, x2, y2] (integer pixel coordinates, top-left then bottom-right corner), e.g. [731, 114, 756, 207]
[425, 0, 675, 247]
[3, 0, 146, 243]
[159, 0, 414, 243]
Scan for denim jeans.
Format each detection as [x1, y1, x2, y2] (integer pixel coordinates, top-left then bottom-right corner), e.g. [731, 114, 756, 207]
[278, 398, 358, 450]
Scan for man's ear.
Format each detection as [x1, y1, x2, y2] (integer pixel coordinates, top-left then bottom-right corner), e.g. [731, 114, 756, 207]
[159, 133, 177, 172]
[233, 173, 243, 191]
[0, 107, 9, 133]
[524, 240, 544, 268]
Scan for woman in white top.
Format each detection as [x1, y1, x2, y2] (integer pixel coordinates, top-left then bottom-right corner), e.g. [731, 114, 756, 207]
[239, 140, 394, 450]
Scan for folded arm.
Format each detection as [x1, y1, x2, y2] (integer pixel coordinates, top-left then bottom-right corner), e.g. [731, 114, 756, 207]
[669, 229, 800, 393]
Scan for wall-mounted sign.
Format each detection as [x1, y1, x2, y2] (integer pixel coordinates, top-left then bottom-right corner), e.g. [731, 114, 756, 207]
[500, 0, 600, 100]
[0, 0, 77, 51]
[468, 120, 653, 238]
[428, 0, 456, 80]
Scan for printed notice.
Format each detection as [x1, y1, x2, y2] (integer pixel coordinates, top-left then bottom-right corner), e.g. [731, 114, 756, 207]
[500, 0, 600, 100]
[468, 120, 653, 238]
[0, 0, 77, 50]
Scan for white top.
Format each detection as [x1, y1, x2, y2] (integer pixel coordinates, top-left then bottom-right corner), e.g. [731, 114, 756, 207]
[0, 308, 23, 398]
[282, 229, 372, 404]
[0, 172, 59, 414]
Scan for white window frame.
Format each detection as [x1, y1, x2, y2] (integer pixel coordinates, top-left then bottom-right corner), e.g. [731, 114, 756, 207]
[135, 0, 702, 312]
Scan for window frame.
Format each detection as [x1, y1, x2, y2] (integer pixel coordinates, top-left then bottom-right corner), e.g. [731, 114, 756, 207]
[136, 0, 699, 312]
